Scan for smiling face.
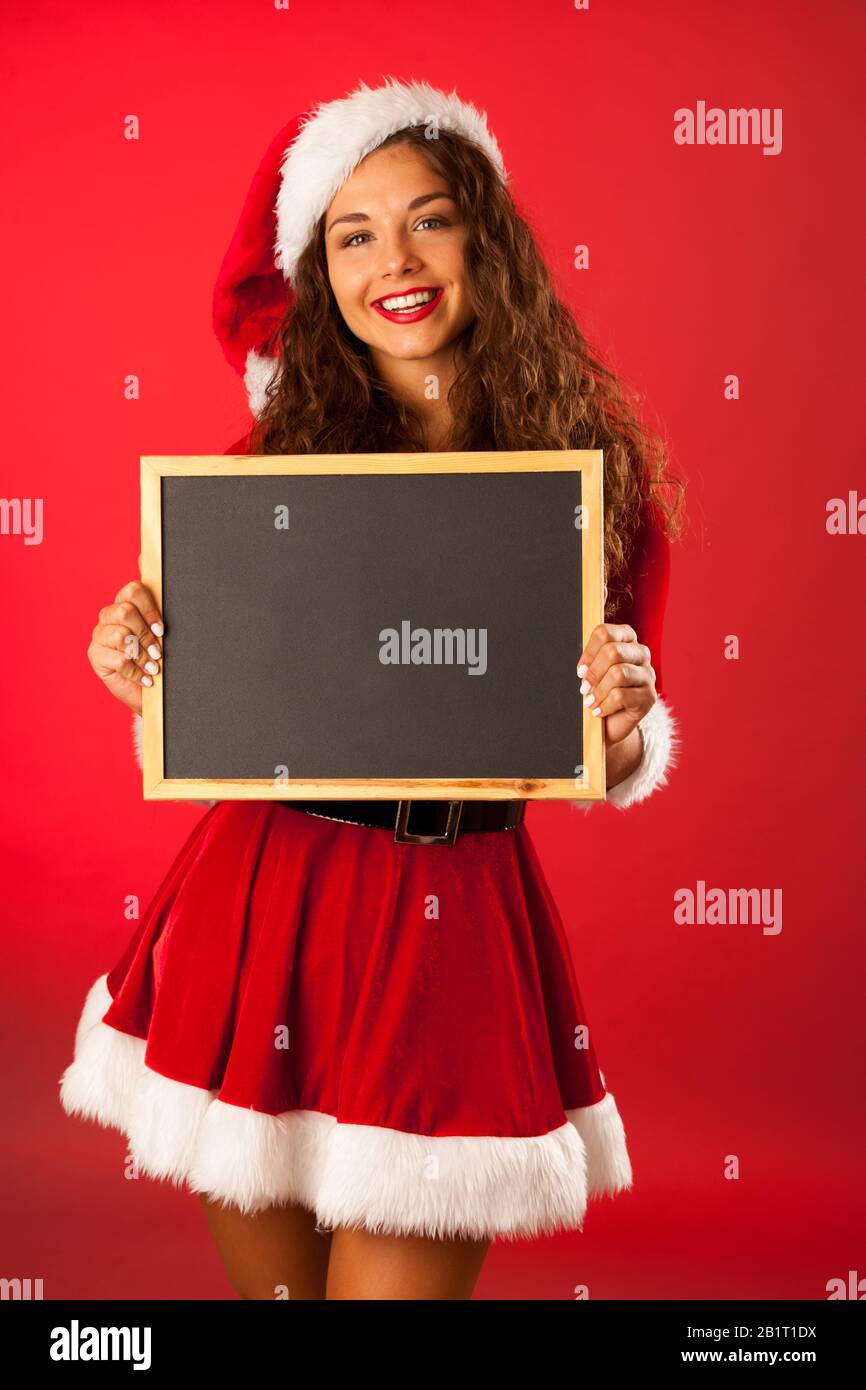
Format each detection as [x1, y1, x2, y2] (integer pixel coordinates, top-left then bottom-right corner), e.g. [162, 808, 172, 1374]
[323, 141, 475, 369]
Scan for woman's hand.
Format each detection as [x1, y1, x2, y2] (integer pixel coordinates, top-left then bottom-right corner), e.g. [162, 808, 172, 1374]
[87, 554, 163, 714]
[576, 622, 657, 749]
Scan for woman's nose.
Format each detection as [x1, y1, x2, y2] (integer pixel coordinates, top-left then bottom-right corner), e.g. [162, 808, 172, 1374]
[377, 231, 421, 275]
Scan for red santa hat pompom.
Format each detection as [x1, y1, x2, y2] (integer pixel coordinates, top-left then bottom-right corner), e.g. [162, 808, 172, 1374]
[212, 77, 507, 417]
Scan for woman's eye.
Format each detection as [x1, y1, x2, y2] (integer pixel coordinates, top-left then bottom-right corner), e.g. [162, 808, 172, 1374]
[341, 216, 449, 248]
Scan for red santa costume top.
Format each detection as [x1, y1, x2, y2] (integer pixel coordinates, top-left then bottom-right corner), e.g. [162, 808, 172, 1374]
[59, 78, 680, 1243]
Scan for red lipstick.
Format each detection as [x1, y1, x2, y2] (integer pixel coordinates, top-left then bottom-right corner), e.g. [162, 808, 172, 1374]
[371, 286, 444, 323]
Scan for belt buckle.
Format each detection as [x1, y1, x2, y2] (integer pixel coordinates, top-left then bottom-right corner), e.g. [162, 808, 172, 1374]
[394, 800, 464, 845]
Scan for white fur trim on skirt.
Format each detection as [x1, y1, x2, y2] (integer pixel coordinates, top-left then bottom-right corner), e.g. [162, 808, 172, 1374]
[59, 974, 633, 1242]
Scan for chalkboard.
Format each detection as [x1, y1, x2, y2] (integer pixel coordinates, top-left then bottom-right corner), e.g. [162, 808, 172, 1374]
[139, 452, 604, 800]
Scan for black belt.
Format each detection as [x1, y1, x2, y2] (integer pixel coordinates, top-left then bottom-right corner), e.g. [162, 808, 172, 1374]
[278, 799, 526, 845]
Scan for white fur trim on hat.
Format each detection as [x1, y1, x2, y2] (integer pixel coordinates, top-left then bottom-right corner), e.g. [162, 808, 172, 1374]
[59, 973, 632, 1241]
[571, 696, 681, 813]
[274, 77, 507, 285]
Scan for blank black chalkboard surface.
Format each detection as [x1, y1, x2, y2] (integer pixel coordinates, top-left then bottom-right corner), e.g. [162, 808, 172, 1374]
[139, 451, 604, 801]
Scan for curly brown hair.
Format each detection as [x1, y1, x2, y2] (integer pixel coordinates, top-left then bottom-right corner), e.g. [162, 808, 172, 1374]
[249, 124, 685, 614]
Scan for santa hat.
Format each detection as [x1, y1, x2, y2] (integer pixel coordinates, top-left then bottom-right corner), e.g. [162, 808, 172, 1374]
[212, 78, 508, 417]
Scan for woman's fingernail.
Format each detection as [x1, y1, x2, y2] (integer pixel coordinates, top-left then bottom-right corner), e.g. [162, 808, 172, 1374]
[577, 664, 588, 678]
[142, 675, 153, 687]
[579, 679, 590, 695]
[583, 693, 595, 708]
[145, 661, 159, 675]
[592, 706, 602, 717]
[147, 644, 161, 660]
[151, 622, 164, 637]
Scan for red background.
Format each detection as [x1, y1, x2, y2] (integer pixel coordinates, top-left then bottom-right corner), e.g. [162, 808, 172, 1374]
[2, 0, 864, 1300]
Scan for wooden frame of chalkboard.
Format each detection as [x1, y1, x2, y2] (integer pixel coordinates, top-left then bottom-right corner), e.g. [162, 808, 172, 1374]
[140, 451, 605, 802]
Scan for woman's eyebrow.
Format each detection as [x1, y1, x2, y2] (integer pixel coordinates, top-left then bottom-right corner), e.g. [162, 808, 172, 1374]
[327, 191, 456, 234]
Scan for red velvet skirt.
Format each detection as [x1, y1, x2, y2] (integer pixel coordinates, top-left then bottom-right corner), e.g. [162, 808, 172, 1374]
[59, 801, 632, 1241]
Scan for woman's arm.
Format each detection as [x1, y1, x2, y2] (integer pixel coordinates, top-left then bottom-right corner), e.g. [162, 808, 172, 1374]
[571, 497, 681, 811]
[604, 723, 643, 788]
[601, 694, 680, 809]
[129, 431, 253, 796]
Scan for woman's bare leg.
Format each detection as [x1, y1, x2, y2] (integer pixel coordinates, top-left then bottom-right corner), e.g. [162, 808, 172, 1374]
[325, 1225, 491, 1300]
[197, 1194, 331, 1300]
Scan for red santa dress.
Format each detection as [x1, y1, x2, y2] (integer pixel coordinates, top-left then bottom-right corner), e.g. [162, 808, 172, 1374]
[58, 78, 681, 1241]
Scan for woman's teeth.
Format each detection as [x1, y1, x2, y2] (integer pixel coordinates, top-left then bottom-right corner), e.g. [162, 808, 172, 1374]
[377, 289, 439, 312]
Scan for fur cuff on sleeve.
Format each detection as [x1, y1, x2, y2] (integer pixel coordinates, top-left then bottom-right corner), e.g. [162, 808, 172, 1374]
[131, 710, 143, 770]
[130, 710, 217, 808]
[570, 696, 680, 813]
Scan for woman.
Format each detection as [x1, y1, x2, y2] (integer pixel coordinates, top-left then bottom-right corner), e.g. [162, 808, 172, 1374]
[60, 79, 684, 1300]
